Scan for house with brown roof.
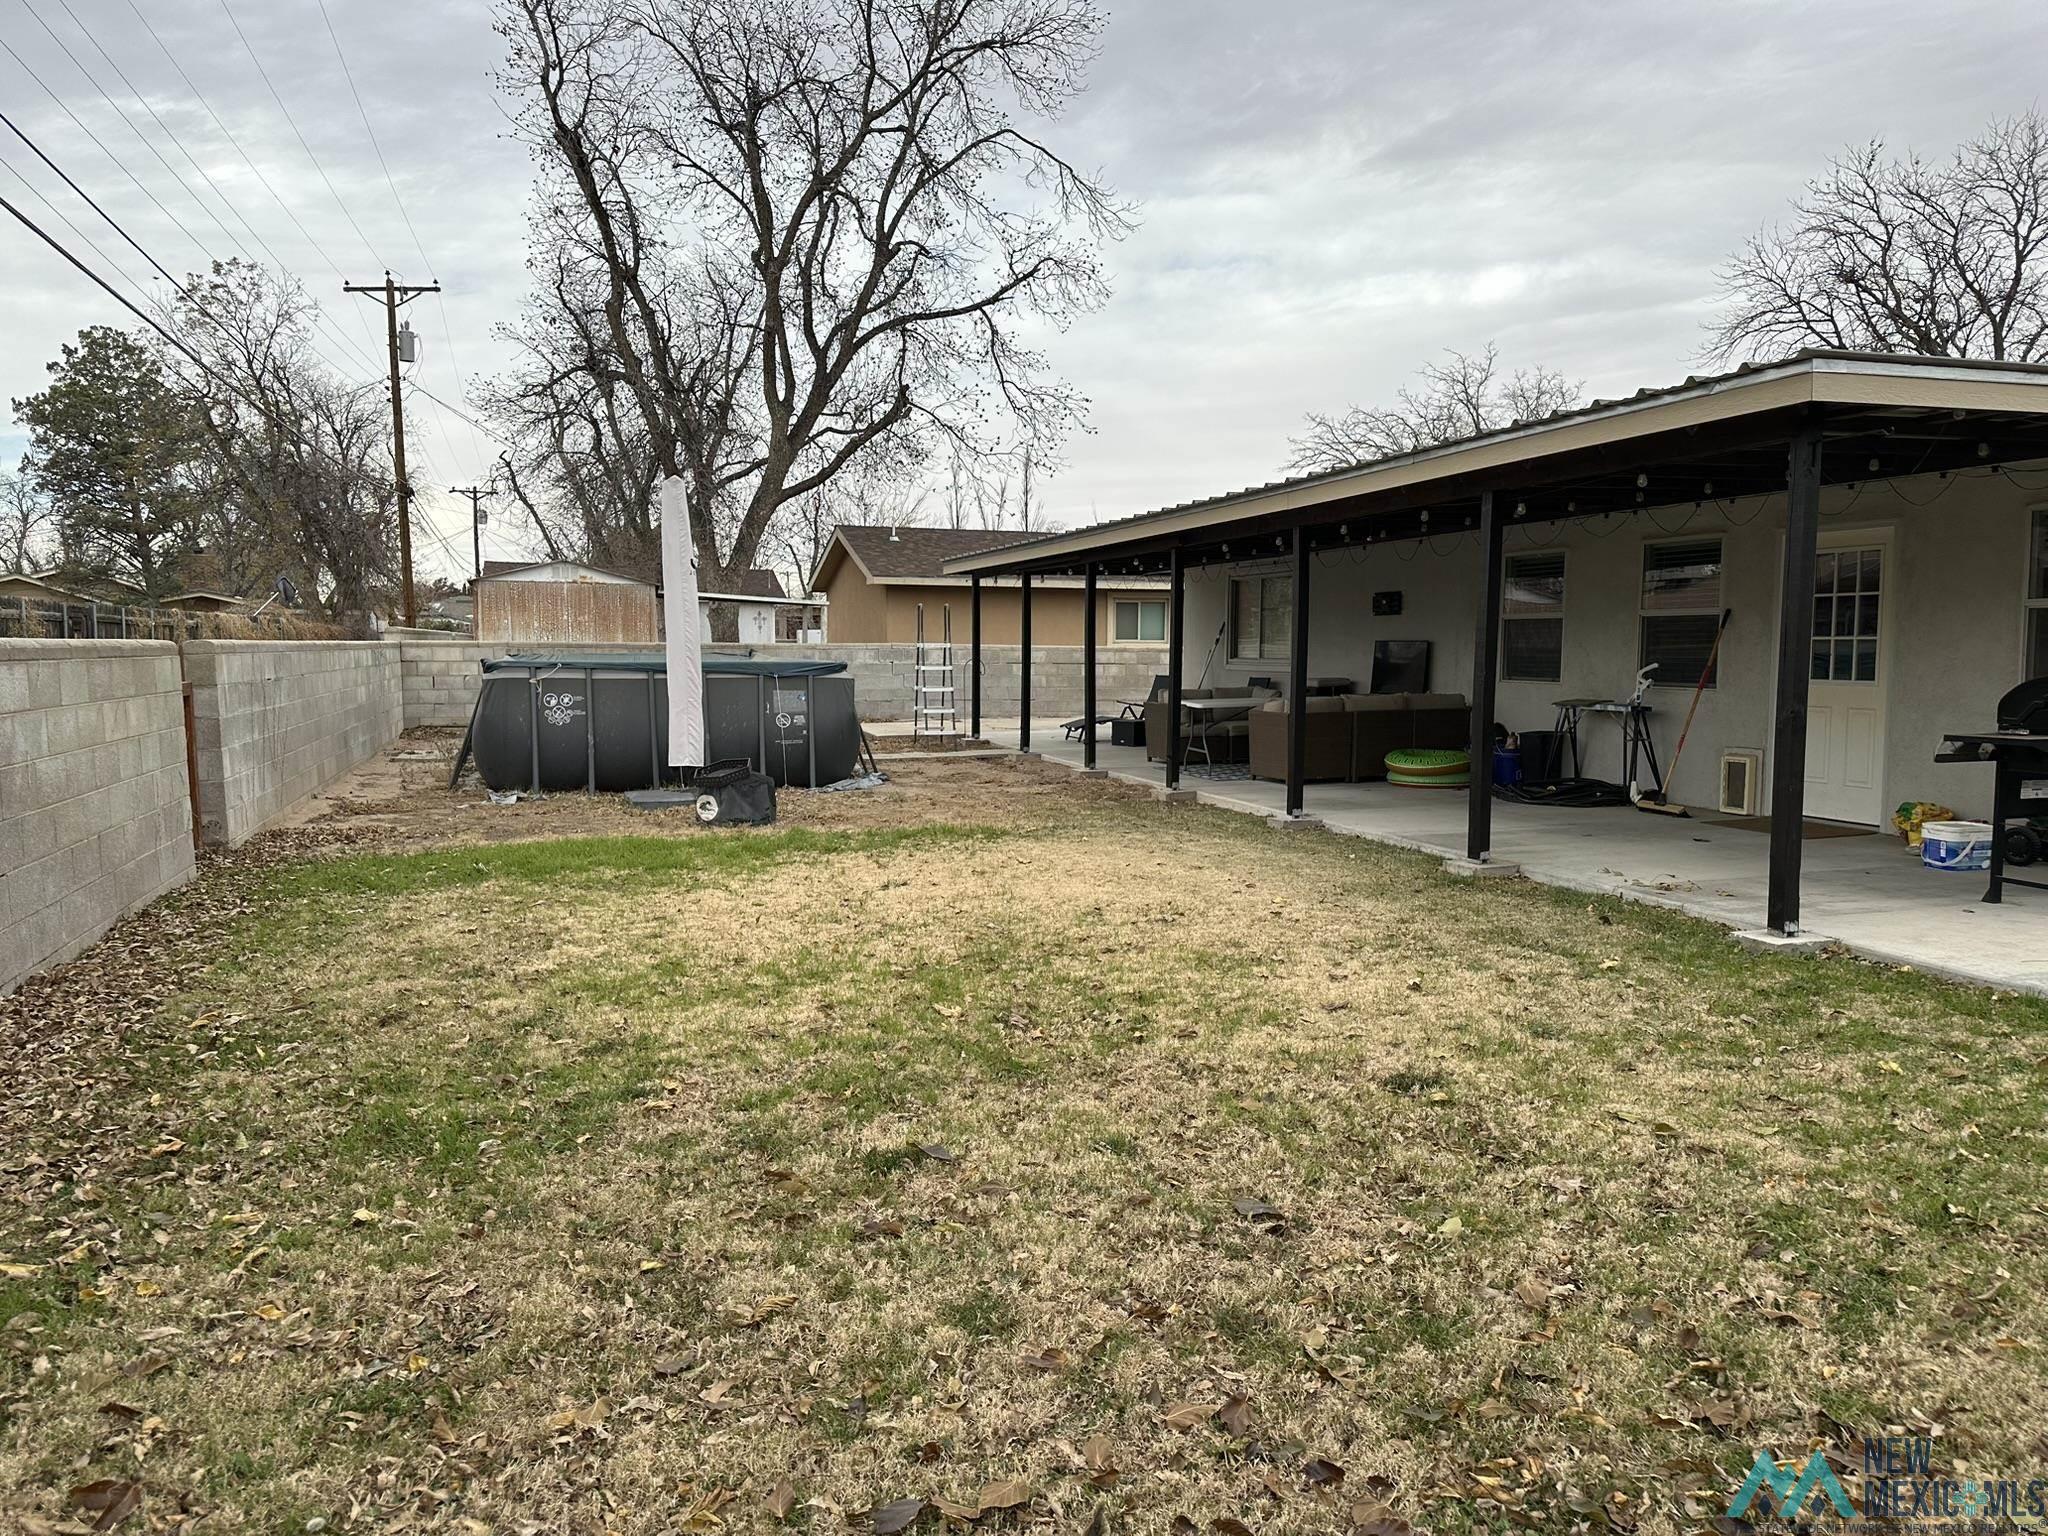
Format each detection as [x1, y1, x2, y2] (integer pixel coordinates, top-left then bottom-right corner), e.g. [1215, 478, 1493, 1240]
[809, 525, 1168, 645]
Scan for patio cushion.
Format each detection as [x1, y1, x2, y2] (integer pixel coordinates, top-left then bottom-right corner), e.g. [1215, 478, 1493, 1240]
[1343, 694, 1409, 712]
[1408, 693, 1467, 712]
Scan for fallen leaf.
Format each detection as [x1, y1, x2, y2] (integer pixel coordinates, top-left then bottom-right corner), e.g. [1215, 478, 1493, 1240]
[68, 1478, 143, 1529]
[873, 1497, 927, 1534]
[1019, 1347, 1070, 1373]
[1212, 1520, 1254, 1536]
[1082, 1433, 1119, 1485]
[1514, 1275, 1548, 1309]
[978, 1480, 1030, 1512]
[121, 1353, 171, 1381]
[1304, 1458, 1346, 1488]
[1349, 1504, 1416, 1536]
[1164, 1400, 1218, 1430]
[933, 1495, 983, 1521]
[918, 1143, 957, 1163]
[1435, 1215, 1463, 1238]
[738, 1294, 797, 1327]
[765, 1480, 796, 1521]
[1219, 1394, 1251, 1437]
[1232, 1198, 1285, 1228]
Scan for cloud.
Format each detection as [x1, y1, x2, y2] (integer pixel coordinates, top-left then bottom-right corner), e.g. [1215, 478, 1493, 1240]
[2, 0, 2042, 568]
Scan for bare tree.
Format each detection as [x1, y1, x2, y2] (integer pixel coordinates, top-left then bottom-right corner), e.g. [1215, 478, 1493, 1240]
[1287, 344, 1582, 474]
[496, 0, 1130, 589]
[1710, 110, 2048, 363]
[158, 262, 398, 622]
[0, 470, 56, 572]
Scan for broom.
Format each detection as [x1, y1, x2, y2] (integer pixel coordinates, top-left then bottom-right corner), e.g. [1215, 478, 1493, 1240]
[1636, 607, 1732, 817]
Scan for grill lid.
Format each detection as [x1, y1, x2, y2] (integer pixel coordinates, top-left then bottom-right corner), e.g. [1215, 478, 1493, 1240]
[2000, 676, 2048, 733]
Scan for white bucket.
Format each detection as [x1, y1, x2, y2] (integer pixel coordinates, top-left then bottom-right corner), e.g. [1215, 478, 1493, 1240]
[1921, 820, 1992, 873]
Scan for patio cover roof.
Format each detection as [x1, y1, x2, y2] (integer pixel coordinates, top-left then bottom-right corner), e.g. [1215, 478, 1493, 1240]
[944, 351, 2048, 577]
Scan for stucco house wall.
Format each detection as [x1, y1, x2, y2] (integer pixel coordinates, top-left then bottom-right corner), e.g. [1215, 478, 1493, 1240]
[1178, 474, 2035, 821]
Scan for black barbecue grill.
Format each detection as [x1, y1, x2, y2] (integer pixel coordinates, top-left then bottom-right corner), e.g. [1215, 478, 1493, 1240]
[1937, 676, 2048, 903]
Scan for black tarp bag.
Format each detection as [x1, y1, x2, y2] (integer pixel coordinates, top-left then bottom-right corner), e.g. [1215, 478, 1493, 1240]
[689, 758, 776, 825]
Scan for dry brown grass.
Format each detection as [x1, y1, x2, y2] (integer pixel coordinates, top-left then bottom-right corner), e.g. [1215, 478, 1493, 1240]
[3, 754, 2045, 1535]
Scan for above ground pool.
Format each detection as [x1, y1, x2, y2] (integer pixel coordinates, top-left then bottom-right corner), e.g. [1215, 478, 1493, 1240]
[464, 654, 861, 793]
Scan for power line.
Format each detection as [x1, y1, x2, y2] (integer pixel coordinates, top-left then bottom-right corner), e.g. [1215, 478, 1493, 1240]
[49, 0, 282, 275]
[117, 0, 356, 289]
[0, 153, 159, 312]
[0, 24, 384, 382]
[111, 0, 388, 370]
[308, 0, 493, 479]
[0, 108, 374, 392]
[406, 379, 516, 451]
[216, 0, 385, 270]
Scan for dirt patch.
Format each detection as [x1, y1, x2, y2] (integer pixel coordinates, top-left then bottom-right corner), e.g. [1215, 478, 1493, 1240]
[281, 728, 1143, 852]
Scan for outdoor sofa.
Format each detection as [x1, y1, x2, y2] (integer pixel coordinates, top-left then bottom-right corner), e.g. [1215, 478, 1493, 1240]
[1246, 692, 1470, 782]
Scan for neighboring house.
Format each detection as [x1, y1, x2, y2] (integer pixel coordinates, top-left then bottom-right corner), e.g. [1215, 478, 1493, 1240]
[474, 559, 659, 643]
[810, 524, 1169, 644]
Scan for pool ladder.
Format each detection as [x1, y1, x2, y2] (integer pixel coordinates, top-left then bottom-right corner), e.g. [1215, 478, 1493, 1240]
[913, 603, 959, 746]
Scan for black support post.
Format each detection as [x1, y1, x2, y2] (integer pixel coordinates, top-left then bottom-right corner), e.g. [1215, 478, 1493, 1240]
[1768, 424, 1825, 934]
[1083, 563, 1099, 769]
[969, 574, 982, 740]
[1166, 548, 1185, 790]
[1286, 526, 1311, 817]
[1018, 572, 1033, 754]
[1466, 490, 1505, 861]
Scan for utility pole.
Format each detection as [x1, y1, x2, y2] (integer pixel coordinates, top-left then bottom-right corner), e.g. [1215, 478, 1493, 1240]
[450, 485, 491, 581]
[345, 271, 440, 627]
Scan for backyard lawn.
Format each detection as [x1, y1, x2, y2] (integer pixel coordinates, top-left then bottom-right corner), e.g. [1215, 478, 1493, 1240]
[4, 754, 2046, 1534]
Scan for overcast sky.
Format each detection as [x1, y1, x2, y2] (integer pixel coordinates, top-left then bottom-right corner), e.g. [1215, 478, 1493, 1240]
[2, 0, 2042, 581]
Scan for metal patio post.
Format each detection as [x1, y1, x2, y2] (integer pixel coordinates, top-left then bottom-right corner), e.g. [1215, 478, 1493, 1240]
[1286, 527, 1311, 817]
[1467, 491, 1505, 860]
[1083, 563, 1099, 769]
[1768, 423, 1825, 934]
[1018, 572, 1032, 754]
[969, 574, 983, 739]
[1166, 547, 1185, 790]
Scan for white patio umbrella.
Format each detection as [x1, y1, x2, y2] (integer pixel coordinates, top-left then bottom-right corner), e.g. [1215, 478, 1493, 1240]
[659, 475, 706, 774]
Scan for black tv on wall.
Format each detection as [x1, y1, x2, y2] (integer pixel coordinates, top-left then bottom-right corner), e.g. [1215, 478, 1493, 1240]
[1371, 639, 1430, 694]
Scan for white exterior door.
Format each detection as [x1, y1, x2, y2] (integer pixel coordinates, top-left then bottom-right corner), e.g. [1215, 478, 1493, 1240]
[1801, 537, 1889, 824]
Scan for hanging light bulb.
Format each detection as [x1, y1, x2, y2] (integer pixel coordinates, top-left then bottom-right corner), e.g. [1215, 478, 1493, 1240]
[1636, 472, 1650, 488]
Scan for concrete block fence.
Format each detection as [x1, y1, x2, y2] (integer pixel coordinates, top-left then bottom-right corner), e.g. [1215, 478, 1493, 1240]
[185, 640, 403, 848]
[3, 633, 1158, 994]
[1, 640, 196, 994]
[396, 637, 1169, 728]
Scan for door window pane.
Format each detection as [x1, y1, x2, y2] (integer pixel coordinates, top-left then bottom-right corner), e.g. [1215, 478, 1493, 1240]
[2031, 609, 2048, 678]
[1114, 602, 1138, 641]
[1138, 601, 1166, 642]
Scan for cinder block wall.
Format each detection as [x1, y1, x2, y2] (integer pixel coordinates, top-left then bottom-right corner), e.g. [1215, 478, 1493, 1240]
[396, 637, 1168, 725]
[1, 640, 196, 995]
[185, 640, 402, 847]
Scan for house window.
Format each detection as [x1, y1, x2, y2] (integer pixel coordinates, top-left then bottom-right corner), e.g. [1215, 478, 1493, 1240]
[1640, 538, 1723, 688]
[1501, 551, 1565, 682]
[1810, 547, 1883, 683]
[2029, 509, 2048, 679]
[1113, 598, 1167, 643]
[1230, 574, 1292, 661]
